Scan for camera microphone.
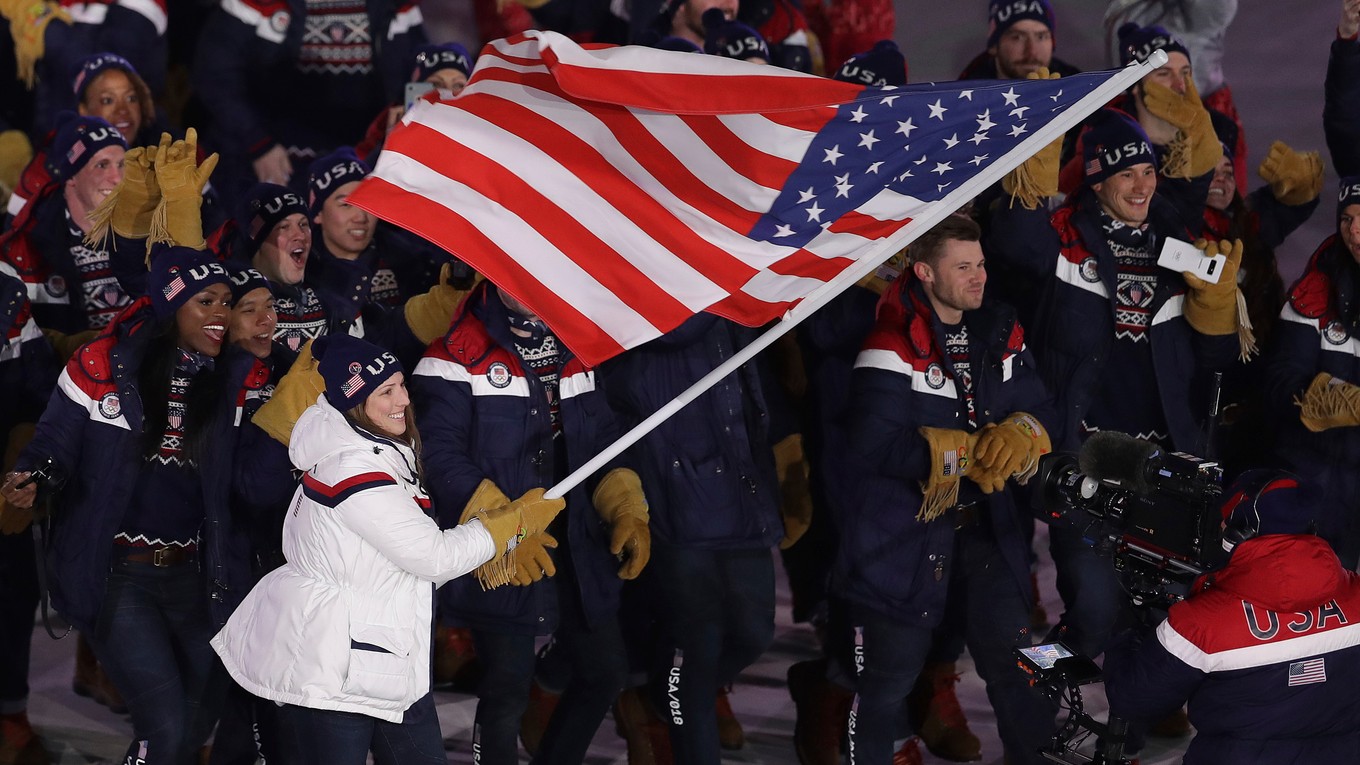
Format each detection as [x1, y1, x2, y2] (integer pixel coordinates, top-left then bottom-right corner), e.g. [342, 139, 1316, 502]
[1077, 431, 1159, 494]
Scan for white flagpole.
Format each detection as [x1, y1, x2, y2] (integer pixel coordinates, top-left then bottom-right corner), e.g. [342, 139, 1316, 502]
[545, 51, 1169, 500]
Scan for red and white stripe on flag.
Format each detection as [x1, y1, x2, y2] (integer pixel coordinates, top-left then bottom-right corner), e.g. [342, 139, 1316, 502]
[348, 30, 1123, 365]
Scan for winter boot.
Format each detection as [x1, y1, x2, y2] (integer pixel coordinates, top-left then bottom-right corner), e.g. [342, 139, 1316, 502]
[613, 687, 673, 765]
[0, 711, 49, 765]
[788, 658, 854, 765]
[519, 680, 561, 757]
[715, 685, 744, 750]
[72, 635, 127, 715]
[907, 662, 981, 762]
[892, 736, 923, 765]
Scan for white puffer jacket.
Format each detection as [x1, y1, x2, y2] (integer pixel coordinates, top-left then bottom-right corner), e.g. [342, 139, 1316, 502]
[211, 396, 495, 722]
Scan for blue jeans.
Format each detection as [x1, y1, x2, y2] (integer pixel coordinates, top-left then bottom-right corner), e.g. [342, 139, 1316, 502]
[277, 692, 445, 765]
[92, 559, 227, 765]
[645, 544, 775, 765]
[847, 528, 1056, 765]
[1047, 523, 1123, 658]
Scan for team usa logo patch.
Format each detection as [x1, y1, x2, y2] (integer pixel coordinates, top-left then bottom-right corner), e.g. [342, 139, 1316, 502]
[270, 10, 290, 33]
[45, 274, 67, 298]
[98, 392, 121, 419]
[1079, 257, 1100, 283]
[924, 363, 946, 389]
[486, 362, 512, 389]
[1324, 320, 1349, 345]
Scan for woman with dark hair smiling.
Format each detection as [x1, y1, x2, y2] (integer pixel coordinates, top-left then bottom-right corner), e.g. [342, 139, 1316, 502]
[1, 247, 258, 765]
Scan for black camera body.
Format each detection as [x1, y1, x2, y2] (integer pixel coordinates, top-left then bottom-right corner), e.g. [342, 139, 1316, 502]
[1035, 433, 1225, 608]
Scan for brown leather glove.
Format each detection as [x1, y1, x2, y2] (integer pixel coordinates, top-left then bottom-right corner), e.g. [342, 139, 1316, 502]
[404, 263, 481, 346]
[464, 481, 566, 589]
[917, 427, 974, 522]
[1, 0, 72, 87]
[509, 532, 558, 586]
[252, 340, 324, 447]
[1002, 68, 1063, 209]
[972, 412, 1052, 487]
[1296, 372, 1360, 432]
[1258, 140, 1323, 207]
[149, 128, 219, 250]
[0, 129, 33, 199]
[593, 468, 650, 579]
[84, 143, 159, 249]
[1182, 238, 1243, 336]
[1142, 77, 1222, 179]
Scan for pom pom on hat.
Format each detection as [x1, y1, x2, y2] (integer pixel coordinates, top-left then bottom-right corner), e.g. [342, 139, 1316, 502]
[834, 40, 907, 87]
[313, 334, 404, 411]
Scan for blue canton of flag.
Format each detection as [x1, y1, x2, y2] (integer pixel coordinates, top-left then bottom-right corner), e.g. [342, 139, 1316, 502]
[751, 75, 1096, 248]
[1287, 657, 1326, 686]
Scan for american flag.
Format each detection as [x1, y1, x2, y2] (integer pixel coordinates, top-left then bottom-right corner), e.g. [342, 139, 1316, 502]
[350, 31, 1146, 366]
[162, 275, 185, 302]
[1288, 657, 1327, 686]
[340, 373, 366, 397]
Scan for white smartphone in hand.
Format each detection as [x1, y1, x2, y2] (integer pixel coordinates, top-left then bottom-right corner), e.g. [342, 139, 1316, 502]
[405, 82, 436, 111]
[1157, 236, 1225, 284]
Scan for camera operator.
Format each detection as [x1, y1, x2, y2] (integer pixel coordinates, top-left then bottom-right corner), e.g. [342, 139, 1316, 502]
[837, 214, 1059, 764]
[1104, 470, 1360, 764]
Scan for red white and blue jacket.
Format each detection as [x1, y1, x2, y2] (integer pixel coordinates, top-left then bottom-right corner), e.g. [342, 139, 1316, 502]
[1, 263, 58, 431]
[986, 185, 1237, 453]
[1264, 237, 1360, 566]
[1106, 534, 1360, 764]
[410, 281, 625, 635]
[835, 277, 1055, 627]
[15, 299, 255, 632]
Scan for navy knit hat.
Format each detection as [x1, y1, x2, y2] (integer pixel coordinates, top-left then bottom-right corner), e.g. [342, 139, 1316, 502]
[239, 183, 309, 255]
[1082, 110, 1156, 184]
[46, 114, 126, 181]
[71, 52, 140, 99]
[313, 335, 404, 411]
[1338, 176, 1360, 220]
[411, 42, 473, 82]
[1220, 470, 1315, 551]
[834, 40, 907, 87]
[987, 0, 1055, 49]
[702, 8, 770, 62]
[1209, 108, 1238, 164]
[228, 266, 271, 303]
[307, 148, 369, 215]
[149, 246, 232, 319]
[1118, 22, 1190, 67]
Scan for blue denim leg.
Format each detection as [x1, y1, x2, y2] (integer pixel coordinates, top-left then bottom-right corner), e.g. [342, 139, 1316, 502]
[0, 528, 38, 713]
[92, 561, 226, 764]
[956, 529, 1057, 765]
[371, 692, 447, 765]
[645, 545, 775, 765]
[1047, 523, 1122, 658]
[845, 609, 932, 765]
[531, 579, 627, 765]
[470, 629, 536, 765]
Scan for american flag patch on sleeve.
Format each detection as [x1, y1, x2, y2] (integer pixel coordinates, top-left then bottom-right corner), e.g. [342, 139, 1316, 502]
[1287, 657, 1326, 686]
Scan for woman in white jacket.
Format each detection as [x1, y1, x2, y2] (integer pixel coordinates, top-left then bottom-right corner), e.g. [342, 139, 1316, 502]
[211, 335, 563, 764]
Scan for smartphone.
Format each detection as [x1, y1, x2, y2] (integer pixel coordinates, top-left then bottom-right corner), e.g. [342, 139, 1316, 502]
[405, 82, 436, 111]
[1157, 236, 1226, 284]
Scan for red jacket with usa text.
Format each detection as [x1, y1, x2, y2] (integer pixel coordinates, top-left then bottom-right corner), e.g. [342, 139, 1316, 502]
[1105, 534, 1360, 765]
[834, 277, 1055, 628]
[409, 281, 626, 636]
